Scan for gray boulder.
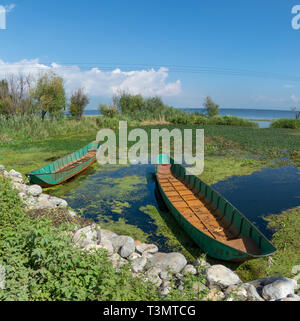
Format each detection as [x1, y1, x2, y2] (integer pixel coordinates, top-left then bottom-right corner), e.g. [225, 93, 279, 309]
[73, 225, 101, 247]
[243, 283, 264, 301]
[206, 265, 241, 289]
[27, 185, 42, 197]
[148, 252, 187, 273]
[262, 277, 297, 301]
[101, 229, 118, 241]
[136, 243, 158, 255]
[131, 256, 147, 273]
[183, 264, 197, 275]
[146, 267, 162, 287]
[119, 237, 135, 258]
[49, 196, 68, 208]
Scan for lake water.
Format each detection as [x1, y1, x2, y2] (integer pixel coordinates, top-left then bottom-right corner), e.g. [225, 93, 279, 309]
[83, 108, 295, 128]
[49, 163, 300, 256]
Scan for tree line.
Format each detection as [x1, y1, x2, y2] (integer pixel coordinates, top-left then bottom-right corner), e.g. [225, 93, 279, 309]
[0, 72, 89, 120]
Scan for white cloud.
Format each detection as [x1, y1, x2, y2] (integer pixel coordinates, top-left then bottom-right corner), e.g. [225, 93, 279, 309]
[0, 59, 181, 97]
[5, 4, 15, 12]
[283, 84, 294, 89]
[291, 94, 300, 104]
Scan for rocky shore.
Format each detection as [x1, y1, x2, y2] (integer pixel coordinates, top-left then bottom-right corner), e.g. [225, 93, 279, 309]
[1, 165, 299, 301]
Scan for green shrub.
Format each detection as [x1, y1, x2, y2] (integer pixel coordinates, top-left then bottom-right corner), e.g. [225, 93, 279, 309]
[271, 118, 300, 129]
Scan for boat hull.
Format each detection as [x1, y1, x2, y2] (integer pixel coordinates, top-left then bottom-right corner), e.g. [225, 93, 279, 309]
[155, 158, 276, 262]
[27, 141, 100, 187]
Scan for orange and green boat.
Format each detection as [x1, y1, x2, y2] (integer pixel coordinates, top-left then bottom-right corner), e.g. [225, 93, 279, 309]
[155, 154, 276, 262]
[27, 141, 100, 187]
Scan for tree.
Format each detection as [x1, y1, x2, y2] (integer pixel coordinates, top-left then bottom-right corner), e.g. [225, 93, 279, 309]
[98, 103, 118, 118]
[0, 75, 35, 116]
[204, 96, 219, 118]
[33, 72, 66, 120]
[69, 88, 89, 119]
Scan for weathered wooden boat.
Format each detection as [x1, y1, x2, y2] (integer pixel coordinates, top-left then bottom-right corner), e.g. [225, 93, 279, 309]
[27, 141, 100, 187]
[155, 155, 276, 262]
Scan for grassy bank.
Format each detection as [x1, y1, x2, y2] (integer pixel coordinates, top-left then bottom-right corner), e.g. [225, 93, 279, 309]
[235, 206, 300, 282]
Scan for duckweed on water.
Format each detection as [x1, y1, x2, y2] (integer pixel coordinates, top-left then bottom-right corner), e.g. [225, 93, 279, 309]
[98, 217, 150, 242]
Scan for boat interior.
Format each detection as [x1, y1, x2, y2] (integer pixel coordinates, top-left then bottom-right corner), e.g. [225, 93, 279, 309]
[157, 164, 262, 255]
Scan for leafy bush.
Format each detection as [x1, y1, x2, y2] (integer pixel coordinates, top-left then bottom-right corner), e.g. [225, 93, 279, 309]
[270, 118, 300, 129]
[0, 175, 207, 301]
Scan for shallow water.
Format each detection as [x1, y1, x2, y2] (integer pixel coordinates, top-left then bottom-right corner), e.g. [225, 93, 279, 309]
[212, 165, 300, 238]
[48, 163, 300, 256]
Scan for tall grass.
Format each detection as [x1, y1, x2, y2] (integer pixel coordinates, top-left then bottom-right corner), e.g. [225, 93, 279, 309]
[0, 115, 100, 140]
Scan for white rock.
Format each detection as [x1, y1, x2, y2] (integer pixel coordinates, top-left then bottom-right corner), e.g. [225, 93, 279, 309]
[3, 170, 9, 177]
[131, 256, 147, 273]
[27, 185, 43, 197]
[136, 243, 158, 255]
[68, 210, 77, 217]
[148, 252, 187, 273]
[23, 196, 38, 207]
[204, 288, 225, 301]
[225, 285, 248, 301]
[99, 239, 114, 256]
[12, 182, 27, 193]
[146, 267, 162, 287]
[120, 237, 135, 258]
[49, 196, 68, 208]
[8, 169, 23, 179]
[183, 264, 197, 275]
[262, 277, 297, 301]
[101, 229, 118, 241]
[206, 265, 241, 289]
[72, 225, 101, 247]
[0, 164, 5, 171]
[128, 252, 142, 261]
[142, 252, 154, 260]
[110, 253, 128, 270]
[243, 283, 264, 301]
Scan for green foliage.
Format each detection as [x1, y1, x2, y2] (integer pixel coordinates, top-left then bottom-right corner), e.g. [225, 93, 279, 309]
[271, 118, 300, 129]
[204, 96, 219, 118]
[99, 103, 119, 118]
[69, 89, 89, 119]
[33, 72, 66, 119]
[0, 176, 208, 301]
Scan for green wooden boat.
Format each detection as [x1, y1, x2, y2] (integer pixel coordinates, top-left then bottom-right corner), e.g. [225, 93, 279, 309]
[27, 141, 100, 187]
[155, 155, 276, 262]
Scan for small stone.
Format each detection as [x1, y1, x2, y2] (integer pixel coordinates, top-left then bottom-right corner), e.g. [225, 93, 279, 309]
[12, 182, 27, 193]
[110, 253, 128, 270]
[204, 288, 225, 301]
[183, 264, 197, 275]
[136, 243, 158, 255]
[49, 196, 68, 208]
[262, 277, 297, 301]
[159, 280, 171, 295]
[118, 237, 135, 258]
[72, 225, 101, 247]
[131, 257, 147, 273]
[68, 210, 77, 217]
[128, 252, 142, 261]
[0, 165, 5, 171]
[148, 252, 187, 273]
[8, 169, 23, 179]
[206, 265, 241, 289]
[243, 283, 264, 301]
[225, 285, 248, 301]
[146, 267, 162, 287]
[159, 270, 171, 280]
[27, 185, 43, 197]
[101, 229, 118, 241]
[99, 239, 114, 256]
[193, 281, 208, 292]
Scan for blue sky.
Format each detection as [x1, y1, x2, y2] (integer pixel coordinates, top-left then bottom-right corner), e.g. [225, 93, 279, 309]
[0, 0, 300, 109]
